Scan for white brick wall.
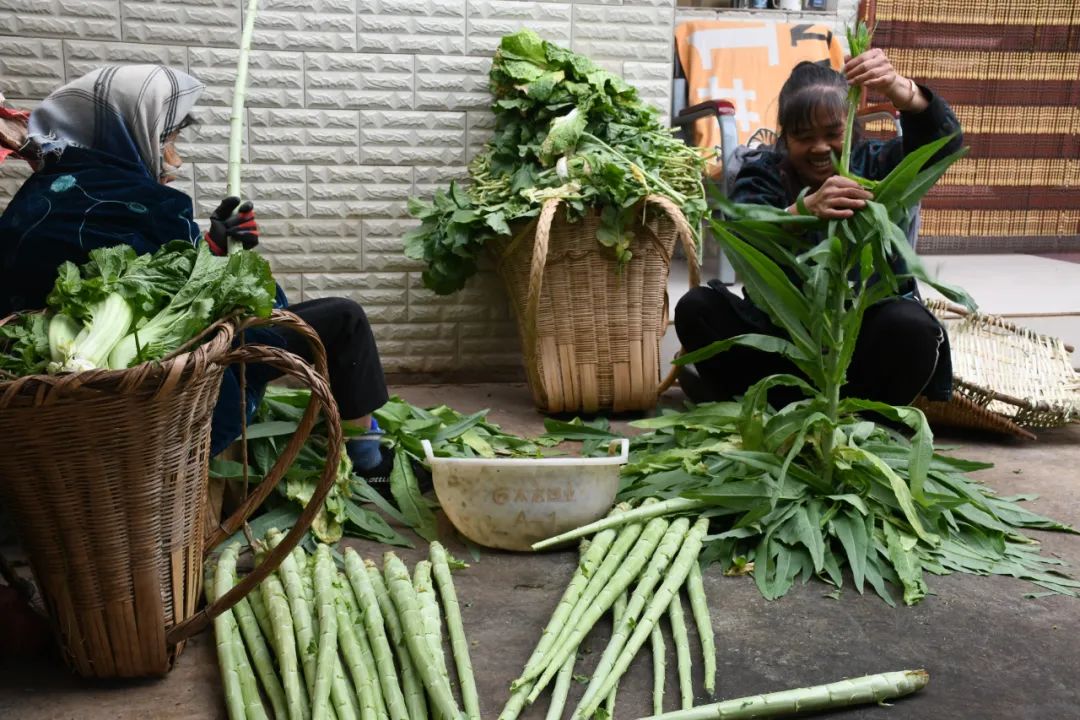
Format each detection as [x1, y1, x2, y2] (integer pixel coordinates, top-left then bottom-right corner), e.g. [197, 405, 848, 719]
[1, 0, 850, 376]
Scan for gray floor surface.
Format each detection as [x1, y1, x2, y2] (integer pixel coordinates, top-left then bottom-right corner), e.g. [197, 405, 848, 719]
[2, 383, 1078, 720]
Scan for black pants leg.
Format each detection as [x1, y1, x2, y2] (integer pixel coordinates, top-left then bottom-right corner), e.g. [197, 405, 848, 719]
[273, 297, 389, 419]
[845, 297, 944, 406]
[674, 287, 943, 408]
[674, 285, 804, 407]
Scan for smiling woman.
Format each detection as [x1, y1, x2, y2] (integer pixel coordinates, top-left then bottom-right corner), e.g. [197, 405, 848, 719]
[673, 44, 964, 410]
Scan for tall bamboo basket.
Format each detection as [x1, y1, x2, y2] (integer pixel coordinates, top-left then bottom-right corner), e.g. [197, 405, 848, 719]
[0, 310, 341, 678]
[495, 195, 700, 414]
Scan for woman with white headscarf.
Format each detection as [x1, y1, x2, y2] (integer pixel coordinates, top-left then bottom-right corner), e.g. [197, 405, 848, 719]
[0, 66, 397, 486]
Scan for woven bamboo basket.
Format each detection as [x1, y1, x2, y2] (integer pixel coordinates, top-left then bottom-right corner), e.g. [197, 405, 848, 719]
[494, 194, 700, 414]
[919, 299, 1080, 435]
[0, 309, 341, 678]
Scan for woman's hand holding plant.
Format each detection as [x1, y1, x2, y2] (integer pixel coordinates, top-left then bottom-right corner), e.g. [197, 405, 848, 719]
[794, 176, 873, 220]
[844, 48, 927, 113]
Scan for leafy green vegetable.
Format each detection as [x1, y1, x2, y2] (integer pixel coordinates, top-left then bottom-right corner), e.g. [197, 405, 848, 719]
[405, 28, 707, 294]
[0, 241, 276, 375]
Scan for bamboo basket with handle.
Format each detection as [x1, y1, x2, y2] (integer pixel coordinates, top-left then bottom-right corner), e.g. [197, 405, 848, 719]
[494, 194, 700, 414]
[918, 298, 1080, 434]
[0, 309, 340, 678]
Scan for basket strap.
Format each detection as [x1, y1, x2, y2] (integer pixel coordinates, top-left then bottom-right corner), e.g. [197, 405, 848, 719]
[167, 314, 340, 645]
[646, 194, 700, 396]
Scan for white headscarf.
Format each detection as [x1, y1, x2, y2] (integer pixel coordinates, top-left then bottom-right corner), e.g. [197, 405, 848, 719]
[27, 65, 204, 180]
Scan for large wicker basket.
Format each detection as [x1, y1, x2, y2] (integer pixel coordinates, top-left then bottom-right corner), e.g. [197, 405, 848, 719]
[0, 310, 341, 678]
[494, 195, 700, 414]
[917, 299, 1080, 437]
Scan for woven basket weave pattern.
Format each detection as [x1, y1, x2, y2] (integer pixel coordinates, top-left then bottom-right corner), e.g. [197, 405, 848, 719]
[496, 195, 698, 414]
[925, 299, 1080, 431]
[0, 310, 342, 678]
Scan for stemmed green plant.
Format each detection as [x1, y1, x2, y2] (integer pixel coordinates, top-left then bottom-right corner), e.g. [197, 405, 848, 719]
[536, 23, 1078, 605]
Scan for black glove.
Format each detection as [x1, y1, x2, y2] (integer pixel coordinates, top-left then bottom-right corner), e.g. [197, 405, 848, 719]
[205, 196, 259, 255]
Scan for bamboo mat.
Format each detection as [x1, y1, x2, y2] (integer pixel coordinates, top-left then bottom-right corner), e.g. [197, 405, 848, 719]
[861, 0, 1080, 254]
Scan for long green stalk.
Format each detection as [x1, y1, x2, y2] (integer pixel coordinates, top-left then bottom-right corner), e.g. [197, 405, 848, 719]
[313, 545, 339, 720]
[571, 519, 691, 711]
[414, 559, 453, 713]
[651, 623, 666, 715]
[229, 554, 288, 720]
[544, 652, 576, 720]
[342, 549, 408, 720]
[384, 553, 464, 720]
[517, 508, 624, 684]
[227, 0, 260, 210]
[213, 552, 268, 720]
[669, 593, 693, 710]
[272, 534, 320, 703]
[514, 527, 619, 689]
[334, 585, 379, 720]
[525, 516, 672, 704]
[260, 556, 310, 720]
[431, 542, 481, 720]
[686, 562, 715, 698]
[576, 519, 710, 719]
[209, 562, 247, 720]
[604, 592, 628, 716]
[532, 498, 704, 550]
[365, 559, 428, 720]
[540, 518, 645, 679]
[338, 571, 386, 719]
[638, 669, 929, 719]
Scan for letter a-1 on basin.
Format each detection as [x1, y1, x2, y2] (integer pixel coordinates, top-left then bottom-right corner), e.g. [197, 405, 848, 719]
[421, 438, 628, 552]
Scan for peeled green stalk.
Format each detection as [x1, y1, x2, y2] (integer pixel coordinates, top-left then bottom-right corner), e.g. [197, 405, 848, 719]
[686, 562, 716, 697]
[570, 518, 692, 711]
[341, 549, 408, 720]
[340, 581, 388, 718]
[638, 669, 929, 720]
[669, 593, 693, 710]
[384, 553, 464, 720]
[544, 653, 576, 720]
[413, 560, 453, 713]
[334, 583, 379, 720]
[524, 516, 672, 704]
[260, 563, 310, 720]
[209, 562, 247, 720]
[430, 542, 481, 720]
[365, 559, 427, 720]
[515, 509, 624, 687]
[227, 0, 260, 232]
[539, 516, 644, 680]
[576, 519, 710, 719]
[651, 623, 666, 715]
[604, 592, 628, 716]
[313, 545, 339, 720]
[532, 498, 704, 550]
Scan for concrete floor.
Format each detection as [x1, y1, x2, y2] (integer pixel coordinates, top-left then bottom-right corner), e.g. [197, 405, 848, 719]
[2, 382, 1079, 720]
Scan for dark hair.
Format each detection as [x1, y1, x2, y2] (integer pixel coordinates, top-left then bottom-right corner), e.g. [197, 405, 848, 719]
[776, 61, 848, 140]
[774, 61, 854, 193]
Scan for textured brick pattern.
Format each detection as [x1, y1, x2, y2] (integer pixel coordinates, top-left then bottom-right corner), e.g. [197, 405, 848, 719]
[0, 0, 853, 373]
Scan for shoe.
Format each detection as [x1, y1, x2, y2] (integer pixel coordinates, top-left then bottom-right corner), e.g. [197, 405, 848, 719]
[677, 365, 721, 404]
[353, 445, 434, 501]
[353, 444, 396, 500]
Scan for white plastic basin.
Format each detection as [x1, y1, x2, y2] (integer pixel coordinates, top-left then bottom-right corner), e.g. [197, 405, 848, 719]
[421, 438, 628, 552]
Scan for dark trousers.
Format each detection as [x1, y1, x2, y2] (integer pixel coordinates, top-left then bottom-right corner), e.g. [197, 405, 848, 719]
[251, 297, 388, 420]
[673, 284, 945, 408]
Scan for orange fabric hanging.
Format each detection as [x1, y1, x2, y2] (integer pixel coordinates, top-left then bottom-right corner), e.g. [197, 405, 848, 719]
[674, 20, 844, 152]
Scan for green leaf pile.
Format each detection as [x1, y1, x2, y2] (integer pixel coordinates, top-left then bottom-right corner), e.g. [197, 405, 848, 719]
[404, 28, 707, 295]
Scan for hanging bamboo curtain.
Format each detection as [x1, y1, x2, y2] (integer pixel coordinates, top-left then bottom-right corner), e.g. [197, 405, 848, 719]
[861, 0, 1080, 254]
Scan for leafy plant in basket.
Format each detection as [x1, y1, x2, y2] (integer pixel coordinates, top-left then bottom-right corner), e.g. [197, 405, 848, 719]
[542, 23, 1080, 605]
[404, 29, 707, 295]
